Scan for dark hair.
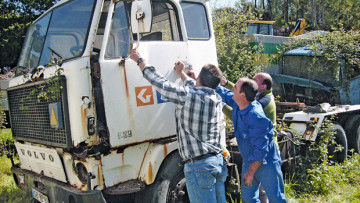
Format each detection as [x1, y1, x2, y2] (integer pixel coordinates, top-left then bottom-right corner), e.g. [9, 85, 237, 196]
[262, 76, 273, 90]
[240, 79, 258, 101]
[199, 64, 223, 89]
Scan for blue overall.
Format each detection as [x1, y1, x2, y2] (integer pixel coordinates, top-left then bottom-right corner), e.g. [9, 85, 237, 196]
[216, 86, 287, 203]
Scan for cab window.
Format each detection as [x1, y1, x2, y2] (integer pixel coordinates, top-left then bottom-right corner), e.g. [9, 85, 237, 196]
[180, 2, 210, 39]
[39, 0, 95, 66]
[259, 24, 270, 35]
[18, 0, 96, 69]
[139, 1, 180, 41]
[105, 1, 181, 58]
[106, 1, 131, 58]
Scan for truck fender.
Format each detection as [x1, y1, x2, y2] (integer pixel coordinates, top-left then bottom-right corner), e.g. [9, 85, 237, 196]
[138, 141, 178, 185]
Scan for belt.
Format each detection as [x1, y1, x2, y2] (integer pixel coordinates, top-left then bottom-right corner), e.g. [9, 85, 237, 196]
[184, 153, 217, 164]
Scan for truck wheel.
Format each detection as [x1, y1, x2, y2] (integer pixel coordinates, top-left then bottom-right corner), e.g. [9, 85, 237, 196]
[134, 151, 190, 203]
[345, 115, 360, 153]
[328, 124, 348, 163]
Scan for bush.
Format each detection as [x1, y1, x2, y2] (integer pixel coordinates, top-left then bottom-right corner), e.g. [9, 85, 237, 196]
[0, 129, 14, 156]
[285, 118, 358, 197]
[212, 8, 266, 83]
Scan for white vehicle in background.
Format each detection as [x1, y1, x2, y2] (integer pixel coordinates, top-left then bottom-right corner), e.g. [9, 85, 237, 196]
[280, 103, 360, 163]
[7, 0, 240, 202]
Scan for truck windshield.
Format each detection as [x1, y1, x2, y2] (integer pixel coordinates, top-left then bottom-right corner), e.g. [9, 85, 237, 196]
[283, 55, 341, 86]
[17, 0, 96, 70]
[246, 24, 273, 35]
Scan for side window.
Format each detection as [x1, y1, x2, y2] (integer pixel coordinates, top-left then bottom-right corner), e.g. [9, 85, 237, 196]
[139, 1, 179, 41]
[18, 14, 51, 69]
[259, 24, 269, 35]
[246, 24, 258, 34]
[106, 2, 131, 58]
[180, 2, 210, 39]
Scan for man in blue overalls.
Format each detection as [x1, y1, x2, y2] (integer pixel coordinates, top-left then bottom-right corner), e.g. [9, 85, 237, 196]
[216, 78, 287, 203]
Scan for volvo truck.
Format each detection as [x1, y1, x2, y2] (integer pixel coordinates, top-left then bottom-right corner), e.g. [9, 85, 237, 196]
[7, 0, 238, 202]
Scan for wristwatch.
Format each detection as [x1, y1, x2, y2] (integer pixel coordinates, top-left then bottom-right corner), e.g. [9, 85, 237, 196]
[222, 80, 228, 87]
[137, 58, 145, 66]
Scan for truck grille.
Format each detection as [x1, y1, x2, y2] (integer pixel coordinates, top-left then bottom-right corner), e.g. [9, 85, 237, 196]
[7, 76, 71, 148]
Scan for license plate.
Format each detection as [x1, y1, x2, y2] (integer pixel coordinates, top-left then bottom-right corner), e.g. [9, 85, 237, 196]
[32, 188, 49, 203]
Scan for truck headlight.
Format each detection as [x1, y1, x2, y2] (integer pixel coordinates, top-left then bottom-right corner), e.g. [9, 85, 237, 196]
[75, 162, 88, 184]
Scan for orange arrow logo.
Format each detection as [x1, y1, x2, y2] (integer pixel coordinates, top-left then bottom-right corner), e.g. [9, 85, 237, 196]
[135, 86, 154, 106]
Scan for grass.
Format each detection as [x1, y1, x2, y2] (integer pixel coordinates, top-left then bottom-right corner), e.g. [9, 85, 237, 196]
[0, 129, 14, 155]
[284, 153, 360, 203]
[0, 155, 33, 203]
[0, 129, 33, 203]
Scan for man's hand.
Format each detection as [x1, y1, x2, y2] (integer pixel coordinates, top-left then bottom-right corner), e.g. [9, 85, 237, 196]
[174, 61, 189, 81]
[130, 49, 146, 71]
[220, 76, 228, 86]
[174, 61, 185, 75]
[243, 161, 262, 187]
[243, 171, 255, 187]
[130, 49, 140, 63]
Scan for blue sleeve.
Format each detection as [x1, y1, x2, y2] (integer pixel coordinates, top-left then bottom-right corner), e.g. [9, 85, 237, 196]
[257, 95, 271, 109]
[247, 116, 271, 163]
[216, 86, 235, 107]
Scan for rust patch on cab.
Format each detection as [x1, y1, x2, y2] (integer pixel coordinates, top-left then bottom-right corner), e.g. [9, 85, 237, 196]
[148, 162, 153, 183]
[163, 144, 168, 157]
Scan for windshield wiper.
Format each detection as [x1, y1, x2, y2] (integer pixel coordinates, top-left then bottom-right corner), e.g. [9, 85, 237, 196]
[48, 47, 63, 66]
[48, 47, 62, 59]
[14, 65, 30, 76]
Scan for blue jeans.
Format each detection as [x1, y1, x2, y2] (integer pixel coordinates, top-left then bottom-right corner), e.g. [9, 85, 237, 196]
[184, 154, 228, 203]
[241, 161, 287, 203]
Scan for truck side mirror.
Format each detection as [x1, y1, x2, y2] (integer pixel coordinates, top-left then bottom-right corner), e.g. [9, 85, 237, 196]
[131, 0, 152, 33]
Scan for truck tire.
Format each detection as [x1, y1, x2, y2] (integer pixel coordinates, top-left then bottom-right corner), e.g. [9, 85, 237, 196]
[344, 115, 360, 153]
[328, 124, 348, 163]
[134, 151, 189, 203]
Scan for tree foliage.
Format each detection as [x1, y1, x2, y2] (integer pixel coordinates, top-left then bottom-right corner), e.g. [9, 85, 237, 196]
[278, 30, 360, 80]
[0, 0, 57, 68]
[212, 7, 263, 82]
[234, 0, 360, 33]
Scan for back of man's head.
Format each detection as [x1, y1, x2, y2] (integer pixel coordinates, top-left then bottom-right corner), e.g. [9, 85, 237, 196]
[199, 64, 223, 89]
[240, 78, 258, 102]
[255, 72, 273, 90]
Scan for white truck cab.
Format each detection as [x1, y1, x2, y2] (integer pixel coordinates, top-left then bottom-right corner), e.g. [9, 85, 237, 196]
[8, 0, 227, 202]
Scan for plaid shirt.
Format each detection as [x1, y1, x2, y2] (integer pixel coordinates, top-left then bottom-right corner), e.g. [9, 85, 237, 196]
[143, 65, 223, 160]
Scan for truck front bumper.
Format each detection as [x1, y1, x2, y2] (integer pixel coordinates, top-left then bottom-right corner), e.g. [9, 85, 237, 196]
[11, 165, 106, 203]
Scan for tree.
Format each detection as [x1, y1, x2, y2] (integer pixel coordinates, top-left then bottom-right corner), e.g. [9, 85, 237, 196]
[0, 0, 58, 69]
[212, 7, 264, 82]
[232, 0, 360, 34]
[278, 29, 360, 80]
[284, 0, 289, 25]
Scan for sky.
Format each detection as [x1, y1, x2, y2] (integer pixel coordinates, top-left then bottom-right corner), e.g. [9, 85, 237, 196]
[210, 0, 238, 8]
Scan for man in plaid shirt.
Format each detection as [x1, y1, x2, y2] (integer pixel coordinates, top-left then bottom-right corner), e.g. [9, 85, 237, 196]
[130, 49, 228, 203]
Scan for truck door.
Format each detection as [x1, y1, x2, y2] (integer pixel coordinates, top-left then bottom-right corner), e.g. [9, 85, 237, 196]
[98, 0, 218, 147]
